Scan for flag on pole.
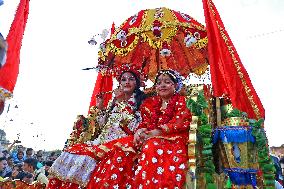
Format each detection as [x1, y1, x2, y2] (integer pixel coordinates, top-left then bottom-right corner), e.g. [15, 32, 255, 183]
[202, 0, 265, 119]
[0, 0, 30, 100]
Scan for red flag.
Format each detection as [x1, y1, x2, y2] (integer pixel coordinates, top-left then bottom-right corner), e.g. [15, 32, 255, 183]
[202, 0, 264, 119]
[0, 0, 29, 99]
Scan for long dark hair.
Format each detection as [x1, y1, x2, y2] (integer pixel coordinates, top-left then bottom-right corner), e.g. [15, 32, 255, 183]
[119, 71, 146, 110]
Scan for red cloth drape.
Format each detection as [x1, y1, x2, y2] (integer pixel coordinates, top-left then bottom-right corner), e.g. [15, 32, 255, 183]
[88, 72, 113, 112]
[202, 0, 265, 119]
[0, 0, 29, 97]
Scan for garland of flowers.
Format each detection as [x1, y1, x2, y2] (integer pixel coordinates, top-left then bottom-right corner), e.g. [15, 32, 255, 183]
[186, 92, 217, 189]
[250, 118, 276, 188]
[147, 94, 179, 130]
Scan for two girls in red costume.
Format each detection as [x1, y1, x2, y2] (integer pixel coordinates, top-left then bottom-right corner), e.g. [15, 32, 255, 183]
[87, 70, 192, 189]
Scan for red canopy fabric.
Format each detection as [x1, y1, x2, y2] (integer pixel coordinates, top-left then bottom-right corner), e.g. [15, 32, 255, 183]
[0, 0, 29, 99]
[202, 0, 265, 119]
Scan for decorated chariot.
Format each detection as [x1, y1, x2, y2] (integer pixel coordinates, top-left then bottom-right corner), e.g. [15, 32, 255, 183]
[67, 1, 273, 188]
[0, 0, 274, 188]
[0, 0, 267, 188]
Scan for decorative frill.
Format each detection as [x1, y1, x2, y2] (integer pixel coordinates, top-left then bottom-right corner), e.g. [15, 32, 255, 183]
[48, 152, 97, 187]
[223, 168, 257, 187]
[212, 126, 255, 144]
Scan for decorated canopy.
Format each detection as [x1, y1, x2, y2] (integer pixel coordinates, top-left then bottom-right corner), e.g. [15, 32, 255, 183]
[97, 7, 208, 80]
[91, 4, 264, 121]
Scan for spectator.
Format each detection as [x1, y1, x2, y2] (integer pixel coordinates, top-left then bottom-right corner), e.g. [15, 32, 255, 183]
[22, 172, 34, 184]
[0, 157, 10, 178]
[56, 153, 60, 159]
[7, 140, 21, 154]
[1, 150, 9, 158]
[5, 156, 13, 175]
[13, 150, 25, 164]
[48, 151, 57, 161]
[35, 150, 44, 160]
[35, 150, 44, 169]
[11, 144, 24, 159]
[271, 154, 283, 185]
[280, 156, 284, 176]
[25, 148, 34, 159]
[44, 160, 53, 177]
[15, 171, 33, 184]
[23, 158, 48, 185]
[11, 163, 23, 180]
[7, 156, 14, 168]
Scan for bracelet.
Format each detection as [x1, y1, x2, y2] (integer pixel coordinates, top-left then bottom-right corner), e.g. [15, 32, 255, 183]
[160, 124, 170, 133]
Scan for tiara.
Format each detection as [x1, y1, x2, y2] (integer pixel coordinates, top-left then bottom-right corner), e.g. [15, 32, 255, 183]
[113, 63, 147, 81]
[156, 69, 184, 92]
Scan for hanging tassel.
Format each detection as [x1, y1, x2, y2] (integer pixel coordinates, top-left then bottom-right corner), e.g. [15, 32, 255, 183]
[224, 168, 257, 187]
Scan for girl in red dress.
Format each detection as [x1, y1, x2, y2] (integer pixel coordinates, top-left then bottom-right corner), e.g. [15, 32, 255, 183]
[87, 70, 192, 189]
[47, 70, 145, 189]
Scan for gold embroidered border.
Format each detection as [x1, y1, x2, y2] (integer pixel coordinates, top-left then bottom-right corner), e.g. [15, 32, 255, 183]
[99, 8, 207, 58]
[108, 35, 140, 56]
[150, 135, 183, 141]
[49, 154, 96, 187]
[194, 37, 208, 49]
[208, 0, 261, 119]
[170, 8, 206, 31]
[128, 21, 205, 36]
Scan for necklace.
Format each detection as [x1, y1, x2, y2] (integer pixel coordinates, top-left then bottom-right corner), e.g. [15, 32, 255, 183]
[161, 100, 168, 110]
[147, 94, 179, 130]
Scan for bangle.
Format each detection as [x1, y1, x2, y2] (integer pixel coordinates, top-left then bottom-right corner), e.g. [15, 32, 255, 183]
[160, 124, 170, 133]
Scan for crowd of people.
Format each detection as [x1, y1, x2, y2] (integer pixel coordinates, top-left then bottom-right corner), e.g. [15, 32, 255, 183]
[0, 141, 59, 186]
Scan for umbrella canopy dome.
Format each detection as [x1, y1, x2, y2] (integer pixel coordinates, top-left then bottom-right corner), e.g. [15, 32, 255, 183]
[98, 7, 209, 81]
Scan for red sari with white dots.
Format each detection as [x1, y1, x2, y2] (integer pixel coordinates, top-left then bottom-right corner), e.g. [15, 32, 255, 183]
[87, 94, 192, 189]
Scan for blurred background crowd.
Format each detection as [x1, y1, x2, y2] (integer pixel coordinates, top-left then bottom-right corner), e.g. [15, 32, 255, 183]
[0, 130, 61, 185]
